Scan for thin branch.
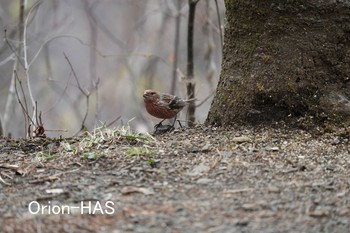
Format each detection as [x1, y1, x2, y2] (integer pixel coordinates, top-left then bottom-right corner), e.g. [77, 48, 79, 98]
[93, 77, 100, 125]
[23, 0, 42, 126]
[14, 72, 28, 136]
[80, 96, 90, 132]
[195, 89, 216, 108]
[64, 53, 91, 135]
[23, 0, 41, 70]
[106, 116, 122, 128]
[63, 53, 89, 96]
[35, 101, 39, 125]
[14, 70, 29, 118]
[43, 72, 72, 114]
[14, 71, 35, 127]
[0, 175, 11, 186]
[0, 53, 16, 67]
[3, 29, 25, 68]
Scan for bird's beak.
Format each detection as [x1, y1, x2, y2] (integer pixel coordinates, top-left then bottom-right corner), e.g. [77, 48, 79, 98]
[143, 93, 148, 98]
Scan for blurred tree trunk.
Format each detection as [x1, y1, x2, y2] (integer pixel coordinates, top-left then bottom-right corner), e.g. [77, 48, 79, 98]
[206, 0, 350, 128]
[4, 0, 26, 136]
[186, 0, 199, 127]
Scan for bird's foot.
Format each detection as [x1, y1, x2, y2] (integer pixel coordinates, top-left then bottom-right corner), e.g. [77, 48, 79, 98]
[153, 123, 175, 135]
[176, 120, 184, 128]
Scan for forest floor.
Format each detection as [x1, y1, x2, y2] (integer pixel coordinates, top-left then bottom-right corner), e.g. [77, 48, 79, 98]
[0, 124, 349, 233]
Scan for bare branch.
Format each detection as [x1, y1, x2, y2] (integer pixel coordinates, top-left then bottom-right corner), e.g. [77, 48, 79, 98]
[0, 53, 16, 67]
[64, 53, 91, 135]
[106, 116, 122, 128]
[14, 70, 35, 136]
[63, 52, 89, 96]
[3, 28, 25, 68]
[195, 90, 216, 108]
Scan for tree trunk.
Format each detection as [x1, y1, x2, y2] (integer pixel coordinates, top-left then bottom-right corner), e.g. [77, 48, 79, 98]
[186, 0, 198, 127]
[206, 0, 350, 129]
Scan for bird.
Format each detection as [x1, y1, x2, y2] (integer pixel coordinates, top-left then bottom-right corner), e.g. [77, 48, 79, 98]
[143, 89, 189, 130]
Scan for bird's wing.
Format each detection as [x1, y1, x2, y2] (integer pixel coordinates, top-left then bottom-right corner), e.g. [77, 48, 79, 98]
[159, 94, 186, 109]
[168, 96, 187, 109]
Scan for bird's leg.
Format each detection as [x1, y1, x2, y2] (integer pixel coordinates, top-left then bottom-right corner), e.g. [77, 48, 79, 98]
[154, 119, 166, 129]
[171, 115, 178, 127]
[153, 119, 174, 134]
[171, 115, 185, 128]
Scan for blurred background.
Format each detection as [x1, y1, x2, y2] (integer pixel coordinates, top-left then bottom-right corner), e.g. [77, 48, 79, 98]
[0, 0, 224, 137]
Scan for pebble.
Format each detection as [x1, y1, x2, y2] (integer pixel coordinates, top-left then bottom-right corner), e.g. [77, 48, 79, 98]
[196, 178, 213, 184]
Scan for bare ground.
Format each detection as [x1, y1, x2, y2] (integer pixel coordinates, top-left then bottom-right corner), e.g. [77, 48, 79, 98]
[0, 125, 349, 233]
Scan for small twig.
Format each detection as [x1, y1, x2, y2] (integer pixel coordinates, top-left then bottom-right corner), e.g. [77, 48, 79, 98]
[195, 89, 216, 108]
[23, 1, 41, 124]
[29, 167, 81, 184]
[35, 101, 39, 125]
[81, 95, 90, 130]
[93, 77, 100, 125]
[23, 0, 42, 68]
[43, 71, 72, 114]
[0, 164, 20, 169]
[0, 175, 11, 186]
[63, 53, 89, 96]
[223, 188, 253, 194]
[3, 29, 25, 68]
[14, 71, 29, 119]
[14, 71, 35, 129]
[1, 171, 13, 180]
[0, 53, 16, 67]
[106, 116, 122, 128]
[64, 53, 91, 135]
[45, 129, 68, 132]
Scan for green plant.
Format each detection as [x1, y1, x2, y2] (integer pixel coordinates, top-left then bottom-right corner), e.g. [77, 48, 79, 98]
[83, 152, 96, 160]
[126, 146, 155, 157]
[36, 151, 55, 160]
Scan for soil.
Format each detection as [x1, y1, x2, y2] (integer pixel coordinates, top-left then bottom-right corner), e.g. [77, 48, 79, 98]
[0, 125, 349, 233]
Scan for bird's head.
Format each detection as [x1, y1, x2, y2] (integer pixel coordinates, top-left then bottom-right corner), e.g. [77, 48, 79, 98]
[143, 90, 159, 102]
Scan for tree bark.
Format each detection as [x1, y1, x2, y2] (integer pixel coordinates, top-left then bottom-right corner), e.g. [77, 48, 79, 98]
[206, 0, 350, 128]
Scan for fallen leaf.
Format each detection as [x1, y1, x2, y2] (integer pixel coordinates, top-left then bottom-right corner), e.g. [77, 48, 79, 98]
[121, 186, 155, 196]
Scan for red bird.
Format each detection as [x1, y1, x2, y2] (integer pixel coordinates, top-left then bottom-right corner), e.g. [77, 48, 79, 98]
[143, 89, 188, 129]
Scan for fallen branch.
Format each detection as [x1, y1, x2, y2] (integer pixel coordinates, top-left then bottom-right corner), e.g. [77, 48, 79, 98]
[0, 175, 11, 186]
